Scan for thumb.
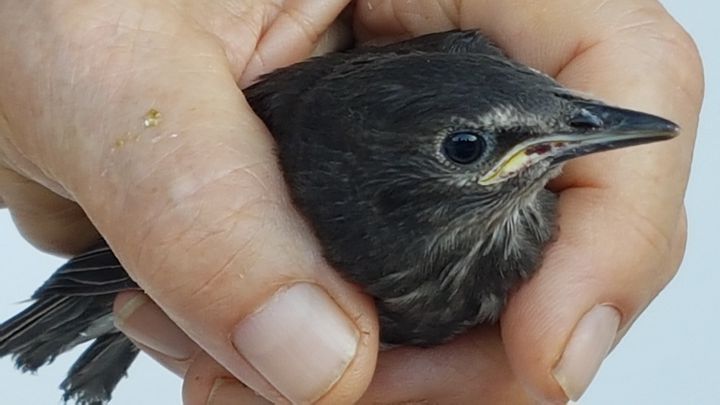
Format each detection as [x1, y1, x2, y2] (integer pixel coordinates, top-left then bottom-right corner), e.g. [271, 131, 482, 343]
[498, 8, 700, 403]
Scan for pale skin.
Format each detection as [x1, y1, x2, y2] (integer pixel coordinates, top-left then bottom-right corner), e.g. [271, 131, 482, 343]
[0, 0, 703, 404]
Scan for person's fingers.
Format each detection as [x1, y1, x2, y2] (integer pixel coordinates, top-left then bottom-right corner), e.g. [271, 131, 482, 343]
[505, 195, 689, 401]
[0, 2, 378, 403]
[485, 3, 699, 401]
[309, 9, 355, 57]
[354, 0, 459, 43]
[0, 167, 99, 255]
[358, 327, 533, 404]
[237, 0, 353, 85]
[114, 291, 200, 377]
[117, 289, 533, 405]
[204, 379, 274, 405]
[183, 352, 273, 405]
[557, 206, 687, 392]
[182, 331, 532, 405]
[355, 0, 703, 402]
[0, 0, 353, 257]
[76, 24, 376, 405]
[185, 0, 353, 86]
[115, 289, 288, 402]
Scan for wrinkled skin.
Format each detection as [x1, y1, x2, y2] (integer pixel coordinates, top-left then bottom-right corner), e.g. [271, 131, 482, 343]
[0, 1, 703, 404]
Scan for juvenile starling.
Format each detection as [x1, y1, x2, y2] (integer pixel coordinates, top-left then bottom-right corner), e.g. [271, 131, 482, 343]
[0, 30, 678, 404]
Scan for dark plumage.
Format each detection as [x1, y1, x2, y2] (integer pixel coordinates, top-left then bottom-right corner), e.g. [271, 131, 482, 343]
[0, 30, 678, 404]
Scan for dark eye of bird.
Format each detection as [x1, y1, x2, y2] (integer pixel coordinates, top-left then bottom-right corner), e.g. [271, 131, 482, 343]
[442, 132, 486, 164]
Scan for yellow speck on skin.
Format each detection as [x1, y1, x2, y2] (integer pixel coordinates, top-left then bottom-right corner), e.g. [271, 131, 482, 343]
[111, 131, 139, 151]
[143, 108, 161, 128]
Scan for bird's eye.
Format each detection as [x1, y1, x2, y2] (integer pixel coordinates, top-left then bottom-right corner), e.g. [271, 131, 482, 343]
[442, 132, 486, 164]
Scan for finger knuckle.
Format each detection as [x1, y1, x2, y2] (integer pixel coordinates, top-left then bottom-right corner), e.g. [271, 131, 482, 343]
[619, 4, 705, 104]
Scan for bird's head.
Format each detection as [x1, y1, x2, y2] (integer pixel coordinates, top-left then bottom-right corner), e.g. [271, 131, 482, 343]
[254, 50, 677, 226]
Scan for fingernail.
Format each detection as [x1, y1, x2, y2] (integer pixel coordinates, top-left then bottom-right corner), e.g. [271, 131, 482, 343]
[207, 378, 271, 405]
[552, 305, 621, 401]
[115, 293, 196, 361]
[232, 283, 359, 403]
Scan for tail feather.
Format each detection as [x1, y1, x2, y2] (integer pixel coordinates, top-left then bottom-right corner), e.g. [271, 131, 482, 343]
[0, 241, 142, 403]
[0, 296, 72, 348]
[0, 295, 114, 371]
[60, 332, 140, 405]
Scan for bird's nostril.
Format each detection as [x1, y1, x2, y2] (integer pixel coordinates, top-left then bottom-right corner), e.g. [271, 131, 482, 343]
[569, 109, 604, 129]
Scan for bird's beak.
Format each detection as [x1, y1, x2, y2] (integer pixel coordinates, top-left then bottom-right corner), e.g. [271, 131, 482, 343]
[477, 103, 680, 185]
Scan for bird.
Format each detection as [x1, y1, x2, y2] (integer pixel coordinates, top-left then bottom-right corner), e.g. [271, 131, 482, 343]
[0, 30, 678, 404]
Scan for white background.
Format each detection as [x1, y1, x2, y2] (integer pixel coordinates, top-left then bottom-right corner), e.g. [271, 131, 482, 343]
[1, 0, 717, 403]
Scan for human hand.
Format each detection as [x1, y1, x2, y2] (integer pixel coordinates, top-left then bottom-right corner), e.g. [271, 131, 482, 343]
[0, 1, 703, 405]
[180, 1, 703, 403]
[348, 0, 701, 402]
[0, 1, 377, 404]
